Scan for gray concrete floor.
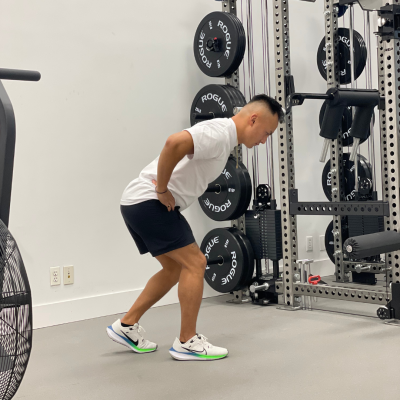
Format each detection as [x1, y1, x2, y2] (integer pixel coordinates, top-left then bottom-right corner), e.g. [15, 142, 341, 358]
[15, 295, 400, 400]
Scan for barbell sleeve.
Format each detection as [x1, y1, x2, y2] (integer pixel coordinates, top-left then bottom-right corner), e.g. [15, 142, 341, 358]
[206, 255, 231, 266]
[204, 183, 228, 194]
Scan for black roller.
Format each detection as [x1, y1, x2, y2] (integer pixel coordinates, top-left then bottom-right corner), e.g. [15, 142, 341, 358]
[343, 231, 400, 259]
[319, 103, 371, 147]
[337, 5, 348, 18]
[0, 68, 41, 82]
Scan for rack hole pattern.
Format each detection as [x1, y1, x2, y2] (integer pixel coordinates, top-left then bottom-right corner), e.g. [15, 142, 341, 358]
[274, 0, 297, 306]
[380, 8, 400, 284]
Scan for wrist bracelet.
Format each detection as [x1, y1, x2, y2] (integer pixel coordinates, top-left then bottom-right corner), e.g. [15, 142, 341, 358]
[155, 187, 168, 194]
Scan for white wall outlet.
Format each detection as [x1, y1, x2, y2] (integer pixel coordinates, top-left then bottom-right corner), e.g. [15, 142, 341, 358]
[306, 236, 313, 252]
[50, 267, 61, 286]
[319, 235, 325, 251]
[63, 265, 74, 285]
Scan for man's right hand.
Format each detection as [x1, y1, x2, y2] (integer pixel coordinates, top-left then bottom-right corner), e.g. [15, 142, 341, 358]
[152, 179, 176, 211]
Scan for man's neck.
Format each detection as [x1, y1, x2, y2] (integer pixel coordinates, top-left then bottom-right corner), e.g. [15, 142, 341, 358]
[231, 115, 243, 145]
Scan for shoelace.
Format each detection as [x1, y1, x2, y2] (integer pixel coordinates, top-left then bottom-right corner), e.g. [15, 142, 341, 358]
[126, 323, 145, 333]
[129, 325, 150, 346]
[196, 334, 211, 348]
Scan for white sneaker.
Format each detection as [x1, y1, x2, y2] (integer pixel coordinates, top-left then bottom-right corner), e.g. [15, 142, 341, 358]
[106, 319, 158, 354]
[169, 334, 228, 361]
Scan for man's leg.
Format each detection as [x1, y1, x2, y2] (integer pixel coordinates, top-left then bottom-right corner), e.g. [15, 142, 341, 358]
[164, 243, 207, 343]
[121, 254, 182, 325]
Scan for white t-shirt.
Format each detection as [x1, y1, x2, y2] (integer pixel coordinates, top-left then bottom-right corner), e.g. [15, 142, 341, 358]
[120, 118, 238, 211]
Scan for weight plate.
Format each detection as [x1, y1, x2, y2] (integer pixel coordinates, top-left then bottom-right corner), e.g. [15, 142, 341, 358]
[224, 13, 246, 74]
[193, 12, 246, 77]
[319, 102, 371, 147]
[317, 28, 367, 85]
[233, 160, 252, 220]
[202, 227, 254, 293]
[221, 86, 246, 118]
[325, 218, 349, 264]
[199, 156, 252, 221]
[224, 85, 246, 108]
[230, 228, 255, 285]
[190, 85, 246, 126]
[190, 84, 238, 126]
[226, 13, 246, 56]
[322, 153, 372, 201]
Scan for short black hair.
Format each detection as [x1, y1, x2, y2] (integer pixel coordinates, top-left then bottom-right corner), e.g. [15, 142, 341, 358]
[247, 94, 285, 123]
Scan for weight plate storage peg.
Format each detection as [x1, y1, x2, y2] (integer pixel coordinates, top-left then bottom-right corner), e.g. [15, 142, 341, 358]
[198, 156, 252, 221]
[193, 11, 246, 77]
[317, 28, 367, 85]
[201, 227, 255, 293]
[321, 153, 372, 201]
[190, 84, 246, 126]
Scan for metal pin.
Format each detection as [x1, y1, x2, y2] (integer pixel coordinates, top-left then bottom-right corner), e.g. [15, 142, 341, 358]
[355, 264, 371, 273]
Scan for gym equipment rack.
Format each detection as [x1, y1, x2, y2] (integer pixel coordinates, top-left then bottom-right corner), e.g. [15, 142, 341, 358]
[219, 0, 251, 304]
[273, 0, 400, 318]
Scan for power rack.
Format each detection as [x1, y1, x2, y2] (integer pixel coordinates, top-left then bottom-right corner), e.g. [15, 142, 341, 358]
[208, 0, 400, 319]
[273, 0, 400, 318]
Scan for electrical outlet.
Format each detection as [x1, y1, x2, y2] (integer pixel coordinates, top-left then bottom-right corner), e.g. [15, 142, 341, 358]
[306, 236, 313, 252]
[63, 266, 74, 285]
[319, 235, 325, 251]
[50, 267, 61, 286]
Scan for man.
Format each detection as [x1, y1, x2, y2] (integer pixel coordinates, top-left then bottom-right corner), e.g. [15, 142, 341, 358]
[106, 94, 283, 361]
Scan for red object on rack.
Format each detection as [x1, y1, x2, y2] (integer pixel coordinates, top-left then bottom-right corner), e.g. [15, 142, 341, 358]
[308, 275, 321, 285]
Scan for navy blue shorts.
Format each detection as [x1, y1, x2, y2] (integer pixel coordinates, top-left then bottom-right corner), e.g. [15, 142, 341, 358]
[120, 200, 196, 257]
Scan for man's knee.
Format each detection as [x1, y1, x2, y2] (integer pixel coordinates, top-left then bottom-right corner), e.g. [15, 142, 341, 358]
[166, 243, 207, 273]
[182, 252, 207, 273]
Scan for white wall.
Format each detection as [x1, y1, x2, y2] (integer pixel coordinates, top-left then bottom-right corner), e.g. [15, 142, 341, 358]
[0, 0, 381, 328]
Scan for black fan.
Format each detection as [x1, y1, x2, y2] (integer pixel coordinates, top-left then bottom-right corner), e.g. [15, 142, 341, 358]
[0, 68, 40, 399]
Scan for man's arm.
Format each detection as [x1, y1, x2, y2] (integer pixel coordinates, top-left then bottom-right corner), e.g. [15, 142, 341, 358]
[156, 131, 194, 192]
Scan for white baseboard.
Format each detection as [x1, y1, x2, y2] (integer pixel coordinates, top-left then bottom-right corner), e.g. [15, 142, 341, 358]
[33, 287, 219, 330]
[33, 259, 334, 330]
